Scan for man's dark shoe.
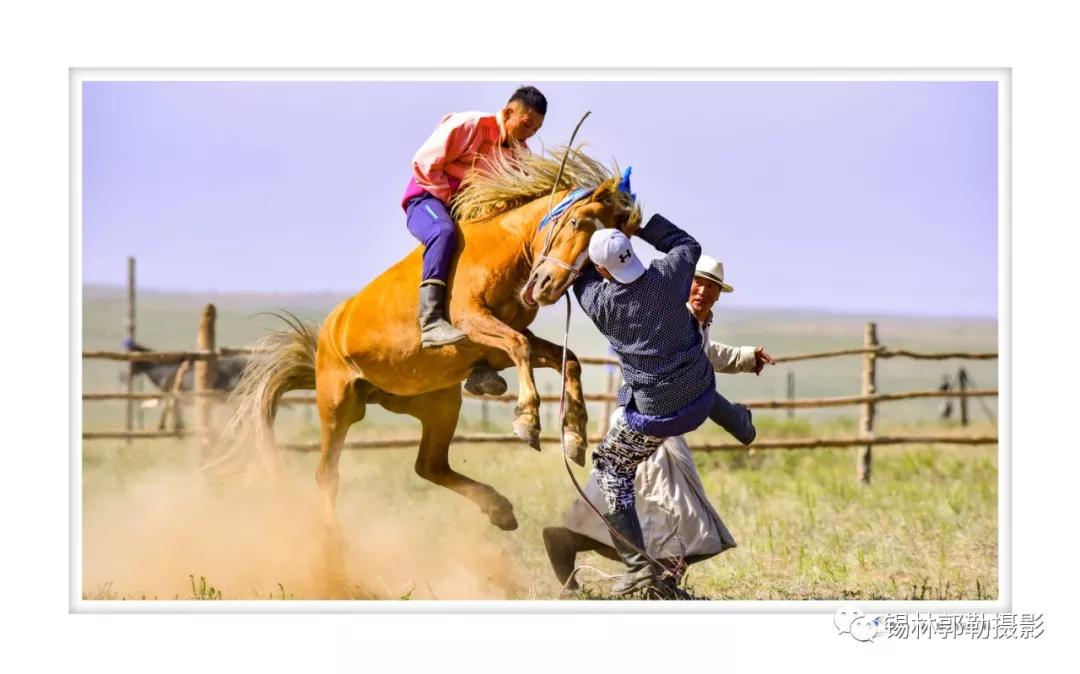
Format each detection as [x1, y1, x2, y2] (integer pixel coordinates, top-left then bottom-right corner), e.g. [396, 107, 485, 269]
[603, 509, 662, 596]
[709, 392, 757, 446]
[738, 404, 756, 444]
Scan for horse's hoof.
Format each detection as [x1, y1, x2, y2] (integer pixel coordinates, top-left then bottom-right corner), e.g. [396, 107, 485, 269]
[486, 377, 509, 396]
[562, 430, 587, 466]
[464, 369, 508, 397]
[513, 420, 542, 451]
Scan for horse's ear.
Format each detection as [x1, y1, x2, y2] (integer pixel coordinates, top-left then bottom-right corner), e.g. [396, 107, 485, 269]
[592, 178, 639, 232]
[591, 178, 620, 206]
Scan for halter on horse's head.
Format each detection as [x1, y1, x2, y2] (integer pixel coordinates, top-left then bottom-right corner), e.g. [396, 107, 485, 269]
[521, 170, 640, 307]
[450, 146, 641, 307]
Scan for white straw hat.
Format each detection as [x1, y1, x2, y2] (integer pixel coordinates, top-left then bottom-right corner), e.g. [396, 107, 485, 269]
[694, 254, 734, 293]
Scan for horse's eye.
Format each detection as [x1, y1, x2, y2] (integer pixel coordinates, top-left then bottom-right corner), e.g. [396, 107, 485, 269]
[570, 218, 579, 229]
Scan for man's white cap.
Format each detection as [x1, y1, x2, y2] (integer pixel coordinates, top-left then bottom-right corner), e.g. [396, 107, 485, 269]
[694, 254, 734, 293]
[588, 229, 646, 283]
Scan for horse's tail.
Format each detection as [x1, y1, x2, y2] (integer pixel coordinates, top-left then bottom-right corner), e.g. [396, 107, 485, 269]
[207, 311, 319, 477]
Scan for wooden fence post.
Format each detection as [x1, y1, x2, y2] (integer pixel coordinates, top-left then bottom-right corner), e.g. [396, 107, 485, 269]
[194, 304, 217, 454]
[958, 367, 969, 426]
[857, 322, 878, 483]
[598, 364, 618, 437]
[125, 256, 136, 444]
[787, 371, 796, 420]
[544, 383, 554, 430]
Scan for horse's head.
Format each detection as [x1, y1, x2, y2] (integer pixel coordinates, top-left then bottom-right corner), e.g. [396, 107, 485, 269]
[522, 177, 641, 307]
[124, 339, 153, 375]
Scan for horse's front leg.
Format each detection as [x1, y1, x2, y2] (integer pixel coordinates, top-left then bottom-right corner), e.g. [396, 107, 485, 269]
[457, 312, 542, 449]
[523, 331, 589, 466]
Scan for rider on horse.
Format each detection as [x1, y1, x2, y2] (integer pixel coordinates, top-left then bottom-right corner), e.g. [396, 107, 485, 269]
[402, 86, 547, 351]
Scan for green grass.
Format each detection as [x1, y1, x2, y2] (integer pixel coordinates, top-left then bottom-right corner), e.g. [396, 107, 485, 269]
[80, 288, 998, 601]
[189, 575, 224, 600]
[684, 428, 997, 600]
[81, 418, 997, 601]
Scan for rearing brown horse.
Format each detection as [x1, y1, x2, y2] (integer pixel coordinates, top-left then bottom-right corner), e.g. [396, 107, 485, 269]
[224, 148, 640, 531]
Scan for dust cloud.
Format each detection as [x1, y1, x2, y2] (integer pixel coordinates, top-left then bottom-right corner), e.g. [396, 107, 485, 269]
[82, 447, 531, 601]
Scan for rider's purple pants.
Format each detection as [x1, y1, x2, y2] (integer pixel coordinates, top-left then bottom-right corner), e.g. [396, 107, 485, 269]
[405, 193, 456, 284]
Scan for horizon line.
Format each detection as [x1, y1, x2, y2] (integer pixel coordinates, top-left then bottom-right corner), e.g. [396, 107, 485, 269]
[81, 283, 999, 322]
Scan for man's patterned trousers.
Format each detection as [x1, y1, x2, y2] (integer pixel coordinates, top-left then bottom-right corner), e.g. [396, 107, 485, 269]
[593, 412, 665, 513]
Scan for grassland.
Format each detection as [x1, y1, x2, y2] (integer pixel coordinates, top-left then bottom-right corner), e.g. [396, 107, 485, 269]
[82, 419, 998, 601]
[80, 287, 999, 601]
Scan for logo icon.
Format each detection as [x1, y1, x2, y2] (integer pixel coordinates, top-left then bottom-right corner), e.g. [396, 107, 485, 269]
[617, 249, 631, 264]
[834, 605, 885, 642]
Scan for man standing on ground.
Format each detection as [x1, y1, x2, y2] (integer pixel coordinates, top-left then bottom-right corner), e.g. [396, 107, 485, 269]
[544, 253, 773, 591]
[572, 215, 760, 596]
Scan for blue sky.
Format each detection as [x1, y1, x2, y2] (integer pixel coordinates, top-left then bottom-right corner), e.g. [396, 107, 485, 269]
[82, 80, 998, 317]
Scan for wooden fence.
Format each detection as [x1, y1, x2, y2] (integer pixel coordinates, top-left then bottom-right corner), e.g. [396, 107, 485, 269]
[82, 304, 999, 482]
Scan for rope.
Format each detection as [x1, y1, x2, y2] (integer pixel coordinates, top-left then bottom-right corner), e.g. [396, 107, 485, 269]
[532, 112, 593, 284]
[540, 111, 592, 253]
[539, 111, 682, 596]
[555, 280, 681, 588]
[556, 564, 622, 598]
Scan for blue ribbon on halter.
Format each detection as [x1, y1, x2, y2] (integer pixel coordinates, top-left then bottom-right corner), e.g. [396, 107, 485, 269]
[618, 166, 636, 202]
[537, 187, 592, 231]
[537, 166, 636, 232]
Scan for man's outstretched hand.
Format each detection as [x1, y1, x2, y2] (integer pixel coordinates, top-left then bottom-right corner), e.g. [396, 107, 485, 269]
[754, 346, 775, 375]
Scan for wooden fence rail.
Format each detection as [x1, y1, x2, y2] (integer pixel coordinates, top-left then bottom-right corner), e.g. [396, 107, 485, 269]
[82, 346, 1000, 366]
[79, 430, 996, 451]
[83, 350, 214, 364]
[277, 433, 998, 453]
[84, 312, 999, 482]
[83, 388, 999, 408]
[880, 349, 999, 361]
[83, 430, 185, 440]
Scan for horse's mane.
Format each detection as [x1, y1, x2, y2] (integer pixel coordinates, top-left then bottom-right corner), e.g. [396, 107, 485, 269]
[451, 145, 640, 227]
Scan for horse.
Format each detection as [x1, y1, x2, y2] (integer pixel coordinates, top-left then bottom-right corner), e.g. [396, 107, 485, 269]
[125, 339, 249, 430]
[125, 339, 249, 393]
[224, 147, 640, 532]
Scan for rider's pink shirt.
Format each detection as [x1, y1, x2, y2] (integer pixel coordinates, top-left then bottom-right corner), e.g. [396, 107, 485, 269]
[401, 110, 528, 209]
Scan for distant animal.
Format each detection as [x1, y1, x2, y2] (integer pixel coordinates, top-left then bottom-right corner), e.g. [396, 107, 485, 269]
[124, 338, 249, 393]
[224, 146, 640, 532]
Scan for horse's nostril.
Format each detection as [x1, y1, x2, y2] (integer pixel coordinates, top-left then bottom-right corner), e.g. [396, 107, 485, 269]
[539, 275, 552, 291]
